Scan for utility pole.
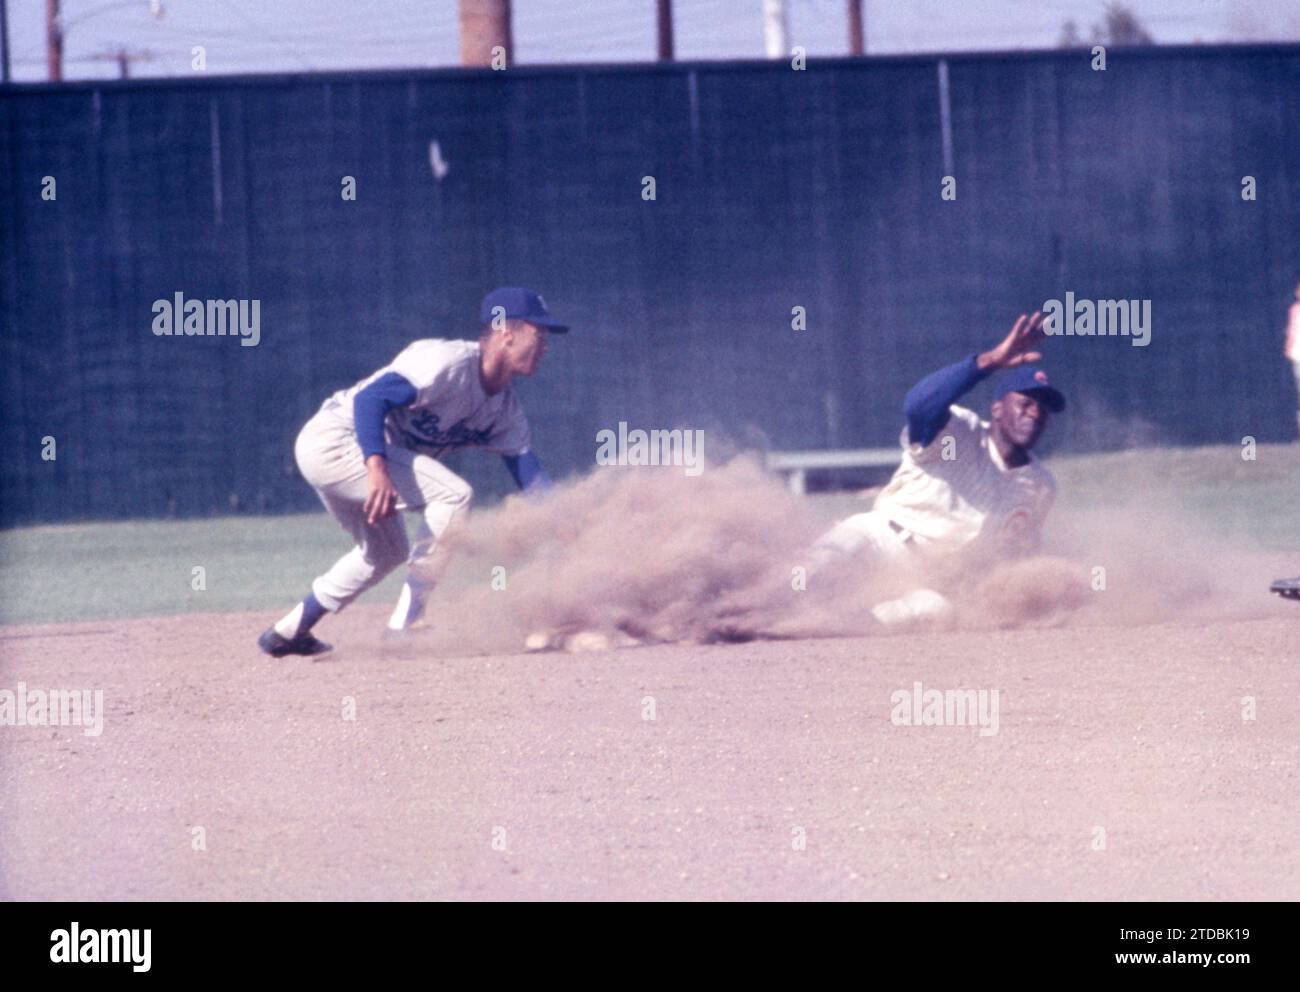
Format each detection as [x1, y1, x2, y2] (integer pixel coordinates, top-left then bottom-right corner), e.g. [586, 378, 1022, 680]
[762, 0, 788, 58]
[90, 46, 154, 79]
[459, 0, 512, 67]
[848, 0, 865, 55]
[46, 0, 63, 81]
[656, 0, 673, 61]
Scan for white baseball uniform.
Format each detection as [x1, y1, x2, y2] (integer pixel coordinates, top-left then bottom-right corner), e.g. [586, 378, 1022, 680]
[295, 339, 531, 616]
[815, 404, 1057, 623]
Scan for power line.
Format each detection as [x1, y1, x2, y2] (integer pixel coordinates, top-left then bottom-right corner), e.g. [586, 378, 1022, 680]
[211, 0, 315, 70]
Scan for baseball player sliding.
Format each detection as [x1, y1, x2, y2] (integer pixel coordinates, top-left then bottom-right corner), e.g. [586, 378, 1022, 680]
[258, 287, 569, 657]
[811, 311, 1065, 624]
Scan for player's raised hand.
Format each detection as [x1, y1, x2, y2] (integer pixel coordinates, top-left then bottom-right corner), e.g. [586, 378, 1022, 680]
[977, 311, 1045, 371]
[363, 456, 399, 524]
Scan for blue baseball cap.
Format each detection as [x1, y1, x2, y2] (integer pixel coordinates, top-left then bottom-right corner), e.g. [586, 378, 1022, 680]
[479, 287, 569, 333]
[995, 367, 1065, 412]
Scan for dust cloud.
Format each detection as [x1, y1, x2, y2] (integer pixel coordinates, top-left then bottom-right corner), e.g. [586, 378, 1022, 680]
[422, 457, 1285, 653]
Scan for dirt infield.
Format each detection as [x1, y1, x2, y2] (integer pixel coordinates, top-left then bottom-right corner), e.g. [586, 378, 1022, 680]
[2, 604, 1296, 901]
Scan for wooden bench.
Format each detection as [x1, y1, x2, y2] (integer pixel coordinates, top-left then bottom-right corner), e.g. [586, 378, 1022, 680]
[765, 447, 901, 495]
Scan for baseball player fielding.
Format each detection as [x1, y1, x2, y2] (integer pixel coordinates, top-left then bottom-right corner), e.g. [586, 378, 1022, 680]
[257, 287, 569, 658]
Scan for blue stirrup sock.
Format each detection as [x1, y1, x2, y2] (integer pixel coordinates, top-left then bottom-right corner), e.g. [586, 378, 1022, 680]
[273, 592, 329, 640]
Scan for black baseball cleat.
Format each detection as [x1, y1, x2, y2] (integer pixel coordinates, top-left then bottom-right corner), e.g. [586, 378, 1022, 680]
[257, 627, 334, 658]
[1269, 577, 1300, 601]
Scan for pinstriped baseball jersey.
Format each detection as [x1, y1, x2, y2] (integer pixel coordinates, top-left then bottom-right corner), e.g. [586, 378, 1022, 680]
[872, 405, 1056, 558]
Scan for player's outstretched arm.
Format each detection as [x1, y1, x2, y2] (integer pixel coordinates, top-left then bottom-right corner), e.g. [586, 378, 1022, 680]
[976, 311, 1045, 372]
[903, 356, 988, 447]
[903, 311, 1046, 447]
[502, 449, 552, 496]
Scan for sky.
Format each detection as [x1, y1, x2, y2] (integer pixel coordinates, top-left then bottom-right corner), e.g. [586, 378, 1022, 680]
[4, 0, 1298, 82]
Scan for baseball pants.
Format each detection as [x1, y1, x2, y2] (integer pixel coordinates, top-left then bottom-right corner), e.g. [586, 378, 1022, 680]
[812, 509, 953, 625]
[293, 410, 472, 614]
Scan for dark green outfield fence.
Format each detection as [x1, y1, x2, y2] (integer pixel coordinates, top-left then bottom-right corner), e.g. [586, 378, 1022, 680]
[2, 45, 1298, 525]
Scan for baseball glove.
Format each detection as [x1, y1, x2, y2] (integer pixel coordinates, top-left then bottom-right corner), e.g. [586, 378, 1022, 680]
[1269, 577, 1300, 601]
